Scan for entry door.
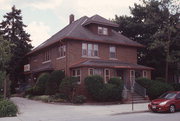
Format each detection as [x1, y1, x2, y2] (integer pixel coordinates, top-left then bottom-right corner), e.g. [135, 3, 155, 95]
[130, 70, 135, 88]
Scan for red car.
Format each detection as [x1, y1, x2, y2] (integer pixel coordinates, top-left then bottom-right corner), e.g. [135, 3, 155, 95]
[148, 91, 180, 113]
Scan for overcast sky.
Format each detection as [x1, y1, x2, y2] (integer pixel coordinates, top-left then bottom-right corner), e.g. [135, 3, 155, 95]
[0, 0, 141, 48]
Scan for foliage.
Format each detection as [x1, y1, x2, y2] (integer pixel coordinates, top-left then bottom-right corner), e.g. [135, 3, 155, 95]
[84, 75, 104, 100]
[136, 77, 154, 89]
[113, 0, 180, 80]
[45, 70, 65, 95]
[0, 6, 32, 90]
[72, 95, 86, 104]
[84, 76, 124, 102]
[172, 83, 180, 91]
[32, 95, 50, 102]
[51, 93, 69, 100]
[59, 77, 78, 100]
[0, 99, 18, 117]
[35, 73, 50, 95]
[147, 81, 174, 100]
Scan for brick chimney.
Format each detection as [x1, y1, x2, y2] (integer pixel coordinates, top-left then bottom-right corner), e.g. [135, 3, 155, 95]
[69, 14, 74, 24]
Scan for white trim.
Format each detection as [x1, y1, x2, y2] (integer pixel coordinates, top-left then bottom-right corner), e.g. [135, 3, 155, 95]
[109, 58, 118, 60]
[72, 68, 81, 84]
[56, 56, 65, 60]
[81, 56, 100, 59]
[142, 70, 148, 78]
[130, 70, 135, 88]
[104, 69, 110, 83]
[88, 68, 94, 76]
[42, 60, 51, 64]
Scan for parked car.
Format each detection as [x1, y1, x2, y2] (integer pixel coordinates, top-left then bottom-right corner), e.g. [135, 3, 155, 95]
[148, 91, 180, 113]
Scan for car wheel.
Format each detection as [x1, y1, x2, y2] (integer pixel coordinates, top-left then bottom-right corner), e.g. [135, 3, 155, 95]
[169, 105, 175, 113]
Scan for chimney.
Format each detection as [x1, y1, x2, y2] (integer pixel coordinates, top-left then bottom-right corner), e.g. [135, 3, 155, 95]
[69, 14, 74, 24]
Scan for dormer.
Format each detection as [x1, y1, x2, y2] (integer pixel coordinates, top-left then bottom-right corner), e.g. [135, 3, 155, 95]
[82, 14, 119, 36]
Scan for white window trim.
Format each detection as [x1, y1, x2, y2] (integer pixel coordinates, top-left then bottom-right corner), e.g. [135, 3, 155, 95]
[72, 69, 81, 84]
[56, 56, 65, 60]
[109, 46, 116, 59]
[98, 26, 108, 35]
[104, 69, 110, 83]
[142, 70, 148, 78]
[82, 43, 99, 58]
[42, 60, 51, 64]
[58, 45, 66, 58]
[88, 68, 94, 76]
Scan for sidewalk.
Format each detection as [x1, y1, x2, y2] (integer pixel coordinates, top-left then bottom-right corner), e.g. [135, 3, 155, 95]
[0, 97, 149, 121]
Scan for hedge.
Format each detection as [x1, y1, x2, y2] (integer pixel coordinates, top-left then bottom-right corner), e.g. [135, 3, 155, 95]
[45, 70, 65, 95]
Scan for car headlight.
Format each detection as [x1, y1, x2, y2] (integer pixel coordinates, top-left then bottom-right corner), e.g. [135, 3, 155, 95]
[159, 101, 168, 106]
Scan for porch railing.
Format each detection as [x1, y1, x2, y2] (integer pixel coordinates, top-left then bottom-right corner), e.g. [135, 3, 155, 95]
[134, 82, 147, 97]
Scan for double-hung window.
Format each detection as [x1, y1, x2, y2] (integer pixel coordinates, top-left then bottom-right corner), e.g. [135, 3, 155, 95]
[142, 70, 147, 78]
[72, 69, 81, 83]
[58, 45, 66, 58]
[43, 49, 51, 62]
[109, 46, 116, 58]
[98, 26, 108, 35]
[82, 43, 99, 57]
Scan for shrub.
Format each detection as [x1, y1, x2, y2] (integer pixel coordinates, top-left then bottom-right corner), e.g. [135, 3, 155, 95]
[155, 77, 165, 82]
[0, 99, 18, 117]
[59, 77, 78, 100]
[25, 87, 34, 95]
[35, 73, 50, 95]
[46, 70, 65, 95]
[136, 77, 154, 89]
[85, 76, 123, 102]
[32, 95, 50, 102]
[172, 83, 180, 91]
[84, 75, 104, 100]
[147, 81, 174, 100]
[72, 95, 86, 104]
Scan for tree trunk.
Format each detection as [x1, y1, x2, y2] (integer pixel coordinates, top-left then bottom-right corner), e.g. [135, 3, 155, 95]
[3, 77, 7, 99]
[165, 59, 169, 83]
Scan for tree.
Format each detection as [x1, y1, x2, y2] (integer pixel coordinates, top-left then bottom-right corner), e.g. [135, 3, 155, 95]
[114, 0, 180, 81]
[0, 5, 32, 90]
[0, 36, 12, 98]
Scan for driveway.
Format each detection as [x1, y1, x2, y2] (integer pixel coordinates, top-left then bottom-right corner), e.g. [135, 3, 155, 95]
[0, 97, 149, 121]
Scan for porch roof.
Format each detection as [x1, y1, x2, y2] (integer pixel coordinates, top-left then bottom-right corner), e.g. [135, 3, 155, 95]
[31, 63, 54, 73]
[70, 59, 154, 70]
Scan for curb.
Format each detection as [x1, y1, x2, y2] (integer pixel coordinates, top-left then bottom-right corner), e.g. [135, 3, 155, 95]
[112, 110, 149, 115]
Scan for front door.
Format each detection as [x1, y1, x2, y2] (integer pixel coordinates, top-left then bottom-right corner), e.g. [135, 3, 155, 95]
[130, 70, 135, 89]
[116, 69, 124, 80]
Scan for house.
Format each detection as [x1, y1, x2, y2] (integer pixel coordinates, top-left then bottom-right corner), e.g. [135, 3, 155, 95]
[24, 14, 153, 95]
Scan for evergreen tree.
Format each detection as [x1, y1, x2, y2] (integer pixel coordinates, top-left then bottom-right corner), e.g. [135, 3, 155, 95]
[114, 0, 180, 81]
[0, 6, 32, 90]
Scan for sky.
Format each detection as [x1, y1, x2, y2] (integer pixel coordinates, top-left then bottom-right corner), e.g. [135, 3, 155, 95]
[0, 0, 141, 48]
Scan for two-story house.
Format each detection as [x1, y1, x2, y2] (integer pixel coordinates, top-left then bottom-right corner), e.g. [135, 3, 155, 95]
[24, 14, 153, 94]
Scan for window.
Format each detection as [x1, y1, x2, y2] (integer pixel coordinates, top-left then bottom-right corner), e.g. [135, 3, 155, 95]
[43, 49, 51, 62]
[109, 46, 116, 58]
[88, 68, 103, 76]
[82, 43, 87, 56]
[104, 69, 110, 83]
[88, 68, 94, 76]
[72, 69, 81, 83]
[98, 26, 108, 35]
[58, 45, 66, 58]
[142, 70, 147, 78]
[82, 43, 99, 57]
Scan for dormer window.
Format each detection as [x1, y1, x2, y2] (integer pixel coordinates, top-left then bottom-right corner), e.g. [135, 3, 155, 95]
[98, 26, 108, 35]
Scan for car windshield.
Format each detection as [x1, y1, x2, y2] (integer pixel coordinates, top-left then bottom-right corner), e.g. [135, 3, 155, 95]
[159, 92, 177, 99]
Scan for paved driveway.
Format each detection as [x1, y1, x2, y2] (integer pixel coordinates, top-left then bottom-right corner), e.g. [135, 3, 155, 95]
[0, 97, 149, 121]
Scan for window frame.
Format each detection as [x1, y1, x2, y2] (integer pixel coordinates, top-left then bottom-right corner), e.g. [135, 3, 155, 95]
[82, 43, 99, 58]
[98, 26, 108, 35]
[57, 45, 66, 59]
[42, 49, 51, 63]
[109, 46, 116, 59]
[142, 70, 148, 78]
[72, 69, 81, 84]
[104, 69, 110, 83]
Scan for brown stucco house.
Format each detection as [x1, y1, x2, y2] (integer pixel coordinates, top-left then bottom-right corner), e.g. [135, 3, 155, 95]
[24, 14, 153, 94]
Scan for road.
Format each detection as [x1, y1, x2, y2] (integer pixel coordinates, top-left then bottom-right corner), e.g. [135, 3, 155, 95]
[0, 97, 179, 121]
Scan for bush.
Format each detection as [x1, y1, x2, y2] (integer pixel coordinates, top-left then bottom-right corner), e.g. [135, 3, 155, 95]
[136, 77, 154, 89]
[35, 73, 50, 95]
[0, 99, 18, 117]
[32, 95, 50, 102]
[147, 81, 174, 100]
[46, 70, 65, 95]
[84, 75, 104, 100]
[59, 77, 78, 100]
[84, 76, 123, 102]
[72, 95, 86, 104]
[172, 83, 180, 91]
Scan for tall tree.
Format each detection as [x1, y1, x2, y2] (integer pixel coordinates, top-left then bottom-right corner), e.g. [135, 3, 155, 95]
[0, 36, 12, 98]
[0, 6, 32, 90]
[114, 0, 180, 82]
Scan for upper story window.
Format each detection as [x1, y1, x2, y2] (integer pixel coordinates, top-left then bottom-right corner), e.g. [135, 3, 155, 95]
[58, 45, 66, 58]
[82, 43, 99, 57]
[98, 26, 108, 35]
[109, 46, 116, 58]
[43, 49, 51, 62]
